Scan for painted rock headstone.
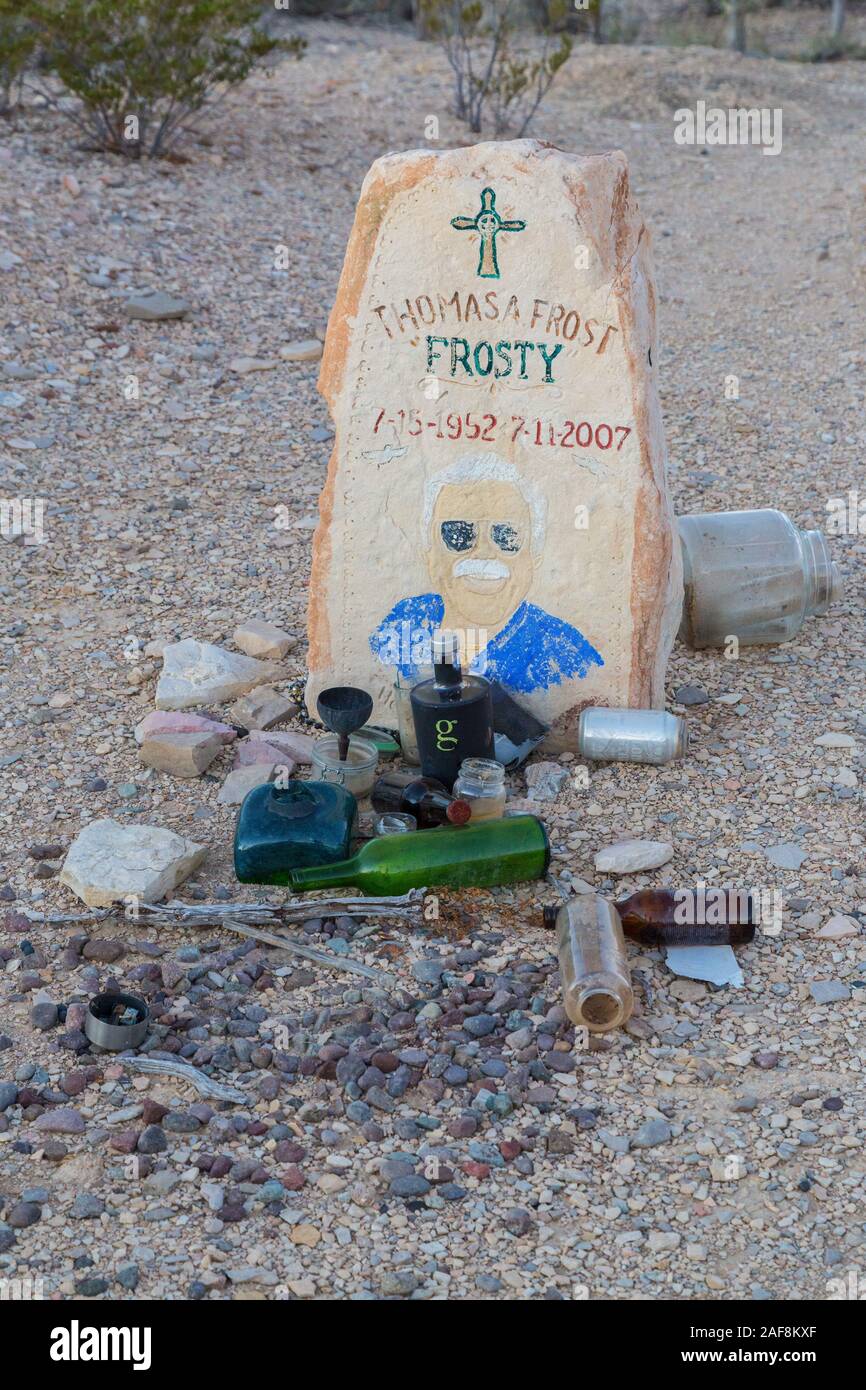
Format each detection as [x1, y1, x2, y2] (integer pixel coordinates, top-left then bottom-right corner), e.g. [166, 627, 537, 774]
[306, 139, 682, 745]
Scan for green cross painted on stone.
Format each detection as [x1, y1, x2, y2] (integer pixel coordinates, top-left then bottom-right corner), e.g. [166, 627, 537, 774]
[450, 186, 526, 280]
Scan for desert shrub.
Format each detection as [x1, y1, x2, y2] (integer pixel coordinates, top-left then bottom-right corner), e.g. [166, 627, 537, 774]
[0, 0, 37, 116]
[419, 0, 572, 136]
[27, 0, 304, 157]
[798, 33, 866, 58]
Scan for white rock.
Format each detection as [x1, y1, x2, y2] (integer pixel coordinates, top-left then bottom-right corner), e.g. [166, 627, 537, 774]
[233, 619, 297, 661]
[833, 767, 858, 787]
[594, 839, 673, 874]
[228, 685, 297, 730]
[228, 356, 279, 374]
[525, 761, 569, 802]
[217, 764, 277, 805]
[280, 338, 323, 362]
[815, 732, 856, 748]
[666, 944, 743, 988]
[155, 639, 287, 710]
[816, 914, 859, 940]
[122, 289, 191, 321]
[225, 1267, 278, 1284]
[648, 1231, 681, 1254]
[59, 819, 206, 907]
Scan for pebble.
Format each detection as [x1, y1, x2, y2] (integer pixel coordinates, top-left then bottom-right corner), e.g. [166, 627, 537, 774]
[281, 338, 323, 362]
[72, 1194, 106, 1219]
[632, 1119, 672, 1148]
[595, 839, 674, 874]
[7, 1201, 41, 1229]
[809, 980, 850, 1004]
[765, 843, 807, 870]
[34, 1107, 85, 1134]
[525, 761, 569, 802]
[137, 1125, 168, 1154]
[502, 1207, 534, 1236]
[122, 289, 191, 321]
[673, 684, 709, 706]
[0, 1082, 19, 1110]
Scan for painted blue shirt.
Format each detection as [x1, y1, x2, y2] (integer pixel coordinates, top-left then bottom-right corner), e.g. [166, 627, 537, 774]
[370, 593, 603, 694]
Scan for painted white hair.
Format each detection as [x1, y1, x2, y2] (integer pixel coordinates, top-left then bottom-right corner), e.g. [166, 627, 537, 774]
[422, 453, 546, 554]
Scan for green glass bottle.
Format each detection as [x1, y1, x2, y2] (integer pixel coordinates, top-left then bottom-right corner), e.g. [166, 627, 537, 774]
[282, 815, 549, 895]
[234, 780, 358, 883]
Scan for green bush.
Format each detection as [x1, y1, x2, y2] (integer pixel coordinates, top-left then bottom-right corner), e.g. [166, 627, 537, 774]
[28, 0, 304, 157]
[420, 0, 572, 137]
[798, 33, 866, 61]
[0, 0, 37, 116]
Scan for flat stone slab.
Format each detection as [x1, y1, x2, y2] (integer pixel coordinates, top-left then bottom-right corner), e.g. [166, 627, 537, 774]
[134, 710, 237, 745]
[246, 729, 316, 764]
[217, 764, 277, 805]
[765, 843, 807, 870]
[155, 639, 287, 711]
[233, 619, 297, 661]
[139, 731, 223, 778]
[228, 685, 297, 731]
[59, 819, 206, 907]
[809, 980, 850, 1005]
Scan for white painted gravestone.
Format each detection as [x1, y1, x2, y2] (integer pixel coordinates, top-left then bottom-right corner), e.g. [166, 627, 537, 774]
[306, 140, 682, 746]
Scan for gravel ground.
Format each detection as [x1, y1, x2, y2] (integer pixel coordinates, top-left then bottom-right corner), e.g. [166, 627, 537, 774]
[1, 21, 865, 1302]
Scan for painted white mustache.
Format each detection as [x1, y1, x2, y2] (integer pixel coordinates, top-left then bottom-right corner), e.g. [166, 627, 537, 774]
[453, 558, 510, 580]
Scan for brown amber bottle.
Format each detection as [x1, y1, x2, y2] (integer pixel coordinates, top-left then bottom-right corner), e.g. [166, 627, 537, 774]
[614, 888, 756, 947]
[371, 772, 471, 827]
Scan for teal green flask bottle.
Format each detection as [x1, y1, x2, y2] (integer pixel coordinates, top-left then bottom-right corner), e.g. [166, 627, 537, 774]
[234, 780, 358, 883]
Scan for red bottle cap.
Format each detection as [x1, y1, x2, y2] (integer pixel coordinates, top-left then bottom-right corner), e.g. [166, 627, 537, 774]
[445, 798, 472, 826]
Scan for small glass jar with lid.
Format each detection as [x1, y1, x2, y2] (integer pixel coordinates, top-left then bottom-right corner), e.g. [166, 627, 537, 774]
[310, 734, 378, 798]
[452, 757, 506, 821]
[374, 811, 417, 836]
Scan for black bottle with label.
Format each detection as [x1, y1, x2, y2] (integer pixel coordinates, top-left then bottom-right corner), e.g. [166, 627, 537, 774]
[410, 632, 495, 789]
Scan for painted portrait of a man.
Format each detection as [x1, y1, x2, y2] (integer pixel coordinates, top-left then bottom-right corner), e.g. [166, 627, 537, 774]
[369, 453, 603, 694]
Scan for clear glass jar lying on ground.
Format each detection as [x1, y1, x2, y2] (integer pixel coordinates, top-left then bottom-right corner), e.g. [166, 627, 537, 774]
[678, 509, 842, 648]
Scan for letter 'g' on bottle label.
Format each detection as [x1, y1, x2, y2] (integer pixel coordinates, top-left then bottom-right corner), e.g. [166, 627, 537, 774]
[435, 718, 458, 750]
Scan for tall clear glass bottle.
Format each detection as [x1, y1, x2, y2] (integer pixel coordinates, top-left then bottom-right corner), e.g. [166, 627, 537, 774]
[545, 896, 633, 1033]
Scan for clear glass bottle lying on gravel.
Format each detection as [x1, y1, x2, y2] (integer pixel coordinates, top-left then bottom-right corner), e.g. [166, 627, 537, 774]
[545, 896, 634, 1034]
[678, 509, 842, 648]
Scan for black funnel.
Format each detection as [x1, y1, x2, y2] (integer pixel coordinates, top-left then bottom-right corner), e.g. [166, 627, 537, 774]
[317, 686, 373, 761]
